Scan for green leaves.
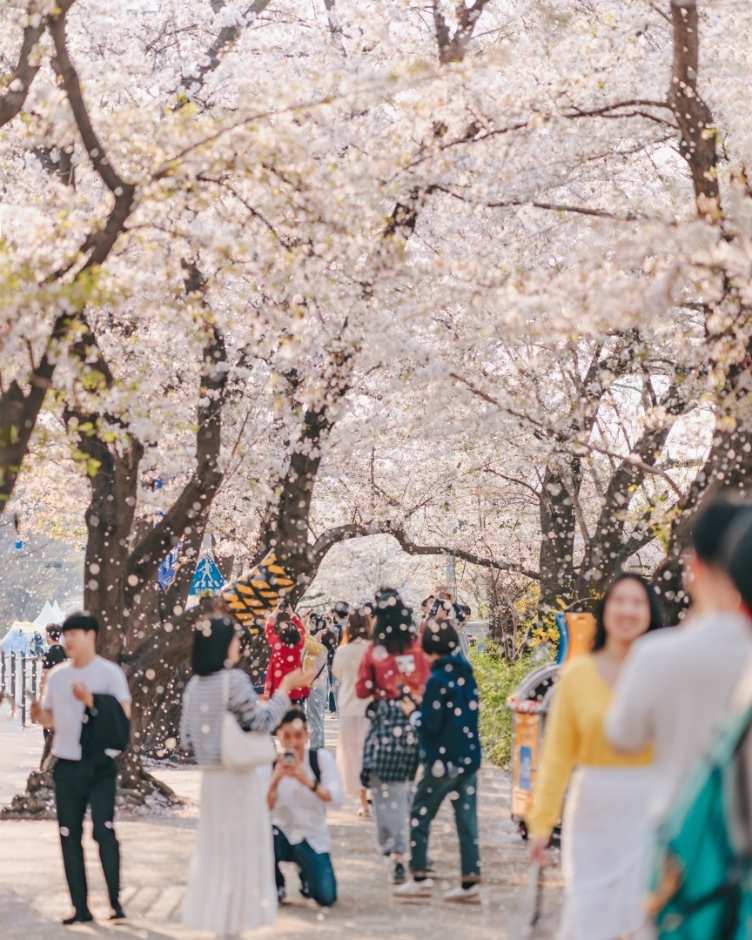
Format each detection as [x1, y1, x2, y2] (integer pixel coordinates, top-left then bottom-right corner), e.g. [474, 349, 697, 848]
[470, 647, 544, 769]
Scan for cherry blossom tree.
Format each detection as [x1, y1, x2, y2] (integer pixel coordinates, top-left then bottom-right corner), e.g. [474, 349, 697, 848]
[4, 0, 752, 731]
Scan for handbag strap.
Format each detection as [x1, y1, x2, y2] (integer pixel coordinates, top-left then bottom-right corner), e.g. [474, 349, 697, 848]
[222, 669, 229, 712]
[314, 661, 328, 682]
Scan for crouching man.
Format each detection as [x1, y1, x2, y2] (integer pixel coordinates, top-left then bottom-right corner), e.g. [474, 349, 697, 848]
[267, 708, 344, 907]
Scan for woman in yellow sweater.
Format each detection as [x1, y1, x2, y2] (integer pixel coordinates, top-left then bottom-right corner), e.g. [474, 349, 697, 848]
[527, 573, 666, 940]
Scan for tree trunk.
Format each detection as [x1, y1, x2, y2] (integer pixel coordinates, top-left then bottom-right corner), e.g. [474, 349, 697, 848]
[537, 468, 577, 617]
[668, 0, 719, 219]
[10, 315, 230, 809]
[653, 423, 752, 623]
[137, 665, 191, 759]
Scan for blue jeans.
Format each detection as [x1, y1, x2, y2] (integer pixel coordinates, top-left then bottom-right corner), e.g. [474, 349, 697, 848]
[409, 766, 480, 882]
[273, 827, 337, 907]
[328, 674, 340, 714]
[307, 689, 327, 750]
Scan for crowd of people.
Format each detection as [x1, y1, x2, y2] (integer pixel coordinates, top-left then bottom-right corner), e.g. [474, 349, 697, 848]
[31, 584, 479, 933]
[28, 495, 752, 939]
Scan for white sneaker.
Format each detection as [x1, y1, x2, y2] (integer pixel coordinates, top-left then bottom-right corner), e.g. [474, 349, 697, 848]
[443, 884, 481, 904]
[394, 878, 434, 899]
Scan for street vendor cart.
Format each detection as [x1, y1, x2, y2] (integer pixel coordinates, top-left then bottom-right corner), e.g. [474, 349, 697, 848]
[507, 611, 596, 839]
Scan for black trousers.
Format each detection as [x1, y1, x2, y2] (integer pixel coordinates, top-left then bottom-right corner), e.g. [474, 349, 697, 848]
[53, 758, 120, 915]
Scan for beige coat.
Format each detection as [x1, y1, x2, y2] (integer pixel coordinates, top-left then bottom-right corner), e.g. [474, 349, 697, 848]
[332, 638, 371, 718]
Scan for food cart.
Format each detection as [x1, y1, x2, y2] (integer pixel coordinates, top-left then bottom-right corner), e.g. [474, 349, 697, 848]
[507, 611, 596, 839]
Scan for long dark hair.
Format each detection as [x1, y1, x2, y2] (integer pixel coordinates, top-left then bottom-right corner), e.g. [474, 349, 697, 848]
[372, 587, 414, 655]
[192, 616, 237, 676]
[592, 573, 664, 652]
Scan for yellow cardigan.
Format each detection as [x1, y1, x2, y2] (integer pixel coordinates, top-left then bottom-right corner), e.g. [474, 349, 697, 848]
[526, 654, 652, 840]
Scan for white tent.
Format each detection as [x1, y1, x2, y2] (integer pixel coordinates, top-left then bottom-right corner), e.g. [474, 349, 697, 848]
[32, 601, 64, 628]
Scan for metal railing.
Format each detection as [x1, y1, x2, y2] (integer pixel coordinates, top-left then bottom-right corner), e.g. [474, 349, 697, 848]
[0, 652, 44, 727]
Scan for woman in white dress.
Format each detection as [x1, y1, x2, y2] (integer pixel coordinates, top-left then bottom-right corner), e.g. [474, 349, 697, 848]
[180, 616, 310, 937]
[528, 574, 667, 940]
[332, 610, 372, 816]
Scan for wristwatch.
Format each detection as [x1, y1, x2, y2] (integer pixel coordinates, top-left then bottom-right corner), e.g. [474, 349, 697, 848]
[311, 780, 319, 793]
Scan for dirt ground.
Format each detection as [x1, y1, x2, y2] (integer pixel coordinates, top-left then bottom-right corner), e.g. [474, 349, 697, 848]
[0, 700, 563, 939]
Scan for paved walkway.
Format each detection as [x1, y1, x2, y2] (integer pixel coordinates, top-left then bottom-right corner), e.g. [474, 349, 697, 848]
[0, 705, 563, 939]
[0, 699, 47, 808]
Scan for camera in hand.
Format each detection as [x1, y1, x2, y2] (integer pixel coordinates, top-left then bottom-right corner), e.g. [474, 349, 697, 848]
[428, 597, 467, 622]
[282, 748, 296, 765]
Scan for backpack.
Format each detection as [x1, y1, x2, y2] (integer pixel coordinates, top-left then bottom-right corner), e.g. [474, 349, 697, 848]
[309, 748, 321, 784]
[651, 703, 752, 940]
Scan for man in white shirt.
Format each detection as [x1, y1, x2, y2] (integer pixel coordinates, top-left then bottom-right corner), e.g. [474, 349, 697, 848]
[31, 613, 132, 925]
[267, 708, 344, 907]
[606, 500, 752, 821]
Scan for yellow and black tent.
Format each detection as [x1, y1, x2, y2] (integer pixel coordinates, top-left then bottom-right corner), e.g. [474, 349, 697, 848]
[221, 550, 296, 632]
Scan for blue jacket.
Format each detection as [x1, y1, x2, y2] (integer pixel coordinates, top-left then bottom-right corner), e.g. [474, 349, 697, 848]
[414, 652, 481, 777]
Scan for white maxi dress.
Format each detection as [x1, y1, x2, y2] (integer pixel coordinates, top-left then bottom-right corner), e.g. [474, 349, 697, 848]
[180, 669, 288, 937]
[183, 765, 277, 936]
[559, 765, 655, 940]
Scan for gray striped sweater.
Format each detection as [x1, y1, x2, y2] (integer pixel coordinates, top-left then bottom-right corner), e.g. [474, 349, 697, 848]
[179, 668, 290, 766]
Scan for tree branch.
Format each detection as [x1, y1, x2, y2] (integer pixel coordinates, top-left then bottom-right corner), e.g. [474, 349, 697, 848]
[435, 185, 645, 221]
[579, 441, 683, 498]
[433, 0, 492, 63]
[0, 302, 116, 504]
[179, 0, 274, 97]
[310, 521, 540, 580]
[565, 99, 674, 118]
[0, 16, 46, 128]
[323, 0, 346, 56]
[127, 310, 228, 590]
[481, 467, 540, 498]
[556, 465, 591, 543]
[48, 10, 135, 271]
[448, 371, 547, 432]
[668, 0, 719, 218]
[0, 10, 133, 508]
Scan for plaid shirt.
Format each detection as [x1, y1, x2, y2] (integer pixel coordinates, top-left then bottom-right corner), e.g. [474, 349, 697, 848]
[361, 698, 420, 785]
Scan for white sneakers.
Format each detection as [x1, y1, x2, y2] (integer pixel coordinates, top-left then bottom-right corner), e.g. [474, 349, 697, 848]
[393, 878, 434, 899]
[394, 879, 481, 904]
[443, 884, 481, 904]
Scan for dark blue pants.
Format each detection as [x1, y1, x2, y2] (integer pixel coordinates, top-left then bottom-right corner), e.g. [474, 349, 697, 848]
[273, 826, 337, 907]
[408, 766, 480, 882]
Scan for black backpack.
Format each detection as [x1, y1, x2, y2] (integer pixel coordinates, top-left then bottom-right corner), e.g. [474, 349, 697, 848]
[309, 748, 322, 784]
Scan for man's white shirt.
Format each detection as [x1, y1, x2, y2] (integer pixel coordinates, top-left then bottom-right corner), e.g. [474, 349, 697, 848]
[271, 748, 344, 854]
[43, 656, 132, 761]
